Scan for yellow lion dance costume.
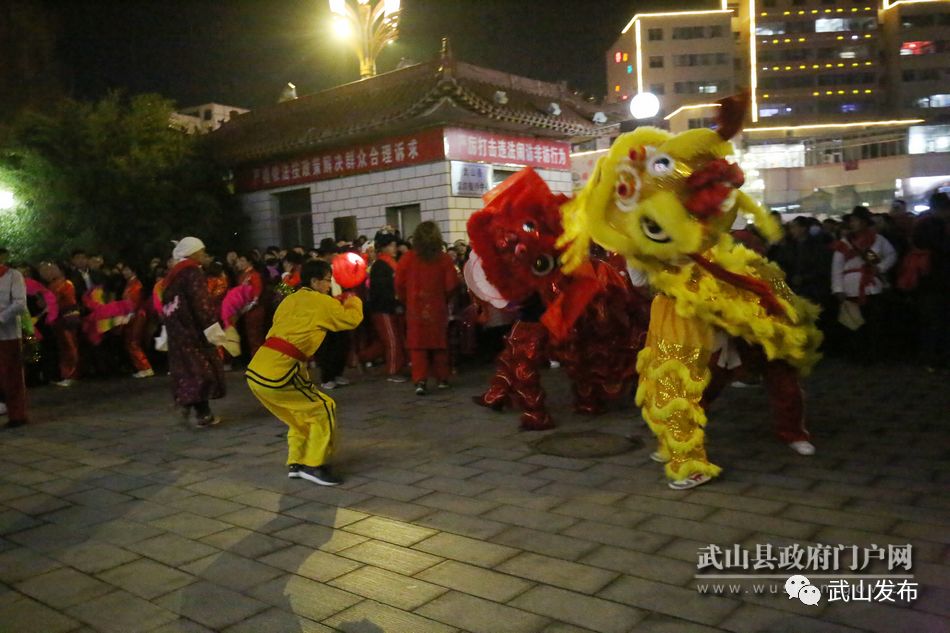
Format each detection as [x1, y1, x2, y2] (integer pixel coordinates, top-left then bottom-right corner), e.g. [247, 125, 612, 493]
[559, 95, 821, 489]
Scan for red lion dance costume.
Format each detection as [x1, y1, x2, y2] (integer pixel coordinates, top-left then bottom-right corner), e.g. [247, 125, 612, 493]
[466, 168, 649, 430]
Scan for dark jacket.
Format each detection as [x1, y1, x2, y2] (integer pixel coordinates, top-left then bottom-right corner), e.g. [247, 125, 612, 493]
[367, 254, 399, 314]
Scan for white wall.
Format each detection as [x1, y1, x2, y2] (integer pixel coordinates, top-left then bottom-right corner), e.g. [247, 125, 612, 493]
[237, 162, 573, 247]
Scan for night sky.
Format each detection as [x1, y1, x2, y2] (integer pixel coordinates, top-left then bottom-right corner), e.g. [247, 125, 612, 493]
[51, 0, 687, 110]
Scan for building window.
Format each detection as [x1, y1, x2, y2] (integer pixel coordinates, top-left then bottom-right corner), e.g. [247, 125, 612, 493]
[333, 216, 358, 243]
[912, 94, 950, 109]
[756, 22, 786, 35]
[901, 41, 936, 56]
[276, 188, 314, 249]
[815, 17, 876, 33]
[203, 109, 213, 121]
[793, 0, 806, 4]
[649, 56, 664, 68]
[649, 83, 665, 95]
[675, 81, 729, 94]
[648, 27, 663, 41]
[672, 26, 707, 39]
[821, 0, 835, 4]
[763, 0, 776, 6]
[385, 204, 421, 238]
[902, 68, 941, 82]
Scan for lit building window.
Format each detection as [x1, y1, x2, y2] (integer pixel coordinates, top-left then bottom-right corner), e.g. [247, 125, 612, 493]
[614, 52, 623, 63]
[626, 64, 633, 74]
[900, 41, 936, 56]
[615, 84, 621, 92]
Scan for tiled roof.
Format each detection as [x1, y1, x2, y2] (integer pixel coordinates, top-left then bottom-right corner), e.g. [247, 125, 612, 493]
[210, 40, 621, 164]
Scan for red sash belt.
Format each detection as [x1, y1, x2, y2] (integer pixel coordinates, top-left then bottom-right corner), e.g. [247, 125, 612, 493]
[262, 337, 308, 363]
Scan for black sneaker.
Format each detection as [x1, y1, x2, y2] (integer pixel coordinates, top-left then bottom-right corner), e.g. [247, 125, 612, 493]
[297, 465, 343, 486]
[415, 382, 427, 396]
[288, 464, 303, 479]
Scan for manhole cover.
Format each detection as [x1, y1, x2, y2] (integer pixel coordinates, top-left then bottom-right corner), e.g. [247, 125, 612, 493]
[534, 431, 641, 458]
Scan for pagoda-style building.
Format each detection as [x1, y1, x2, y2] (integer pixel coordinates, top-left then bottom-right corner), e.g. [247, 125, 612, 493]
[210, 40, 620, 247]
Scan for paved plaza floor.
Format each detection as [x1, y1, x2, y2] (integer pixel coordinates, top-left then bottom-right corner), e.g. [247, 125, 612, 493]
[0, 357, 947, 633]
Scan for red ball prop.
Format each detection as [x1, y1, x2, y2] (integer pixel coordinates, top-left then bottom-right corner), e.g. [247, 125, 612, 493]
[332, 252, 367, 289]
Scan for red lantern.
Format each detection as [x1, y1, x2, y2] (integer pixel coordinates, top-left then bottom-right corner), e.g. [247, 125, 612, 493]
[332, 251, 367, 289]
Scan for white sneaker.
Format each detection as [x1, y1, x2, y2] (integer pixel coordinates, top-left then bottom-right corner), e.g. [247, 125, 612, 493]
[668, 473, 712, 490]
[649, 451, 669, 463]
[789, 440, 815, 456]
[334, 376, 350, 386]
[54, 379, 75, 388]
[549, 360, 561, 369]
[386, 375, 408, 383]
[133, 369, 155, 378]
[320, 381, 337, 390]
[0, 402, 7, 416]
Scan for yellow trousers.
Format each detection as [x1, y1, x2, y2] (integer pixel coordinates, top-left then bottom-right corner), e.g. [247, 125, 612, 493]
[247, 366, 337, 467]
[636, 294, 721, 481]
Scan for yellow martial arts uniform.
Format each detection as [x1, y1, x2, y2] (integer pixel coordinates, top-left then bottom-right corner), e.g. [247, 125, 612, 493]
[246, 288, 362, 467]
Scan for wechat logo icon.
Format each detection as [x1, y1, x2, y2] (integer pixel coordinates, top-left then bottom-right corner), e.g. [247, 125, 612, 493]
[785, 575, 821, 606]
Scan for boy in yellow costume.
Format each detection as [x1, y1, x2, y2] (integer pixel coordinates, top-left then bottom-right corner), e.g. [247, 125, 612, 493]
[559, 94, 821, 490]
[246, 260, 363, 486]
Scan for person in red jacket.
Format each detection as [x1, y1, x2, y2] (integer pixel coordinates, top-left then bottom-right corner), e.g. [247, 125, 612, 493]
[39, 262, 80, 387]
[117, 262, 154, 378]
[395, 221, 460, 395]
[235, 252, 266, 359]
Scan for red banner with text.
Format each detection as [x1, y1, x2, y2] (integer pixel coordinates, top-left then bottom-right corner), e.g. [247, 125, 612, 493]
[443, 127, 571, 171]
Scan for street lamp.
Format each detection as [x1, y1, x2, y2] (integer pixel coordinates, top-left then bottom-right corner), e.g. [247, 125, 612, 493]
[629, 92, 660, 120]
[329, 0, 401, 79]
[0, 189, 16, 211]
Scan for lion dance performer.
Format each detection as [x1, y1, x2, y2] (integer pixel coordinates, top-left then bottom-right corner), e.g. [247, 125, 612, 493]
[558, 93, 822, 489]
[466, 168, 648, 430]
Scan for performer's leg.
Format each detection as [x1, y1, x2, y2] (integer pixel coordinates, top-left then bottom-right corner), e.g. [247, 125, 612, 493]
[0, 339, 27, 423]
[432, 350, 450, 383]
[763, 358, 810, 444]
[55, 324, 79, 380]
[409, 349, 429, 384]
[125, 316, 152, 372]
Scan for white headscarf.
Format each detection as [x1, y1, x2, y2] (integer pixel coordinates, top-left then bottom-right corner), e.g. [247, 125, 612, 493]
[171, 236, 205, 262]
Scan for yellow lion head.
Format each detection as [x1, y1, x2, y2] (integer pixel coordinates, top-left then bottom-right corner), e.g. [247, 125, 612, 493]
[559, 103, 779, 273]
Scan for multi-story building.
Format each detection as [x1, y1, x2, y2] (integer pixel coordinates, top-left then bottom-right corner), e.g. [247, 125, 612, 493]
[601, 1, 950, 215]
[175, 103, 249, 133]
[880, 0, 950, 119]
[606, 6, 735, 119]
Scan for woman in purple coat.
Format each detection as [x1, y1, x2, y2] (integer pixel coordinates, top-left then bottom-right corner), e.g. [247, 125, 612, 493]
[162, 237, 225, 427]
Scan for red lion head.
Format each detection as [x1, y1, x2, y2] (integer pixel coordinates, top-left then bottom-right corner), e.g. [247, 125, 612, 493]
[466, 168, 568, 305]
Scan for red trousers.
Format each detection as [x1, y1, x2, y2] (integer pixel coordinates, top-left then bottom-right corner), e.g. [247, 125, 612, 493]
[0, 339, 27, 422]
[704, 342, 809, 444]
[53, 322, 79, 381]
[409, 349, 450, 384]
[124, 314, 152, 372]
[372, 313, 406, 376]
[242, 306, 266, 359]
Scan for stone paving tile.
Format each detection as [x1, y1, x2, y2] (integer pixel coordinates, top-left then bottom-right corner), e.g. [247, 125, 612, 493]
[216, 506, 301, 533]
[352, 479, 431, 503]
[324, 599, 457, 633]
[416, 475, 494, 497]
[477, 487, 564, 511]
[561, 520, 673, 553]
[2, 492, 72, 515]
[415, 491, 500, 516]
[633, 613, 726, 633]
[519, 454, 594, 472]
[533, 481, 628, 505]
[360, 467, 432, 485]
[707, 508, 820, 540]
[0, 547, 64, 583]
[249, 574, 361, 623]
[414, 532, 520, 568]
[46, 540, 139, 574]
[529, 467, 614, 487]
[148, 511, 232, 539]
[416, 591, 549, 633]
[599, 574, 741, 627]
[414, 461, 484, 480]
[820, 601, 950, 633]
[511, 585, 645, 633]
[182, 551, 285, 591]
[580, 545, 698, 586]
[540, 623, 599, 633]
[199, 526, 292, 559]
[184, 478, 261, 500]
[717, 603, 866, 633]
[0, 595, 80, 633]
[655, 537, 715, 565]
[0, 483, 34, 501]
[467, 457, 541, 475]
[66, 589, 178, 633]
[638, 515, 753, 545]
[284, 500, 369, 527]
[782, 504, 897, 533]
[744, 484, 848, 510]
[548, 499, 647, 527]
[0, 509, 42, 535]
[470, 471, 551, 492]
[620, 493, 716, 520]
[127, 533, 220, 567]
[165, 493, 246, 518]
[98, 558, 196, 600]
[498, 551, 619, 594]
[230, 489, 307, 512]
[6, 521, 89, 553]
[482, 504, 579, 533]
[222, 607, 333, 633]
[344, 515, 438, 547]
[63, 488, 135, 507]
[492, 527, 599, 561]
[15, 566, 114, 609]
[157, 580, 270, 630]
[347, 496, 436, 522]
[418, 559, 533, 602]
[271, 522, 370, 553]
[79, 518, 164, 546]
[330, 565, 449, 610]
[260, 544, 362, 582]
[339, 539, 443, 575]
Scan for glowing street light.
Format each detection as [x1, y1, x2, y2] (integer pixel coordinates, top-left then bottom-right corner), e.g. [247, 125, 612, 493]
[329, 0, 401, 79]
[629, 92, 660, 120]
[0, 189, 16, 211]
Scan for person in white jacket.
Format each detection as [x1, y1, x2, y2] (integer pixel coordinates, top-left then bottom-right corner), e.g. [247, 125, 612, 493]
[0, 247, 28, 429]
[831, 206, 897, 361]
